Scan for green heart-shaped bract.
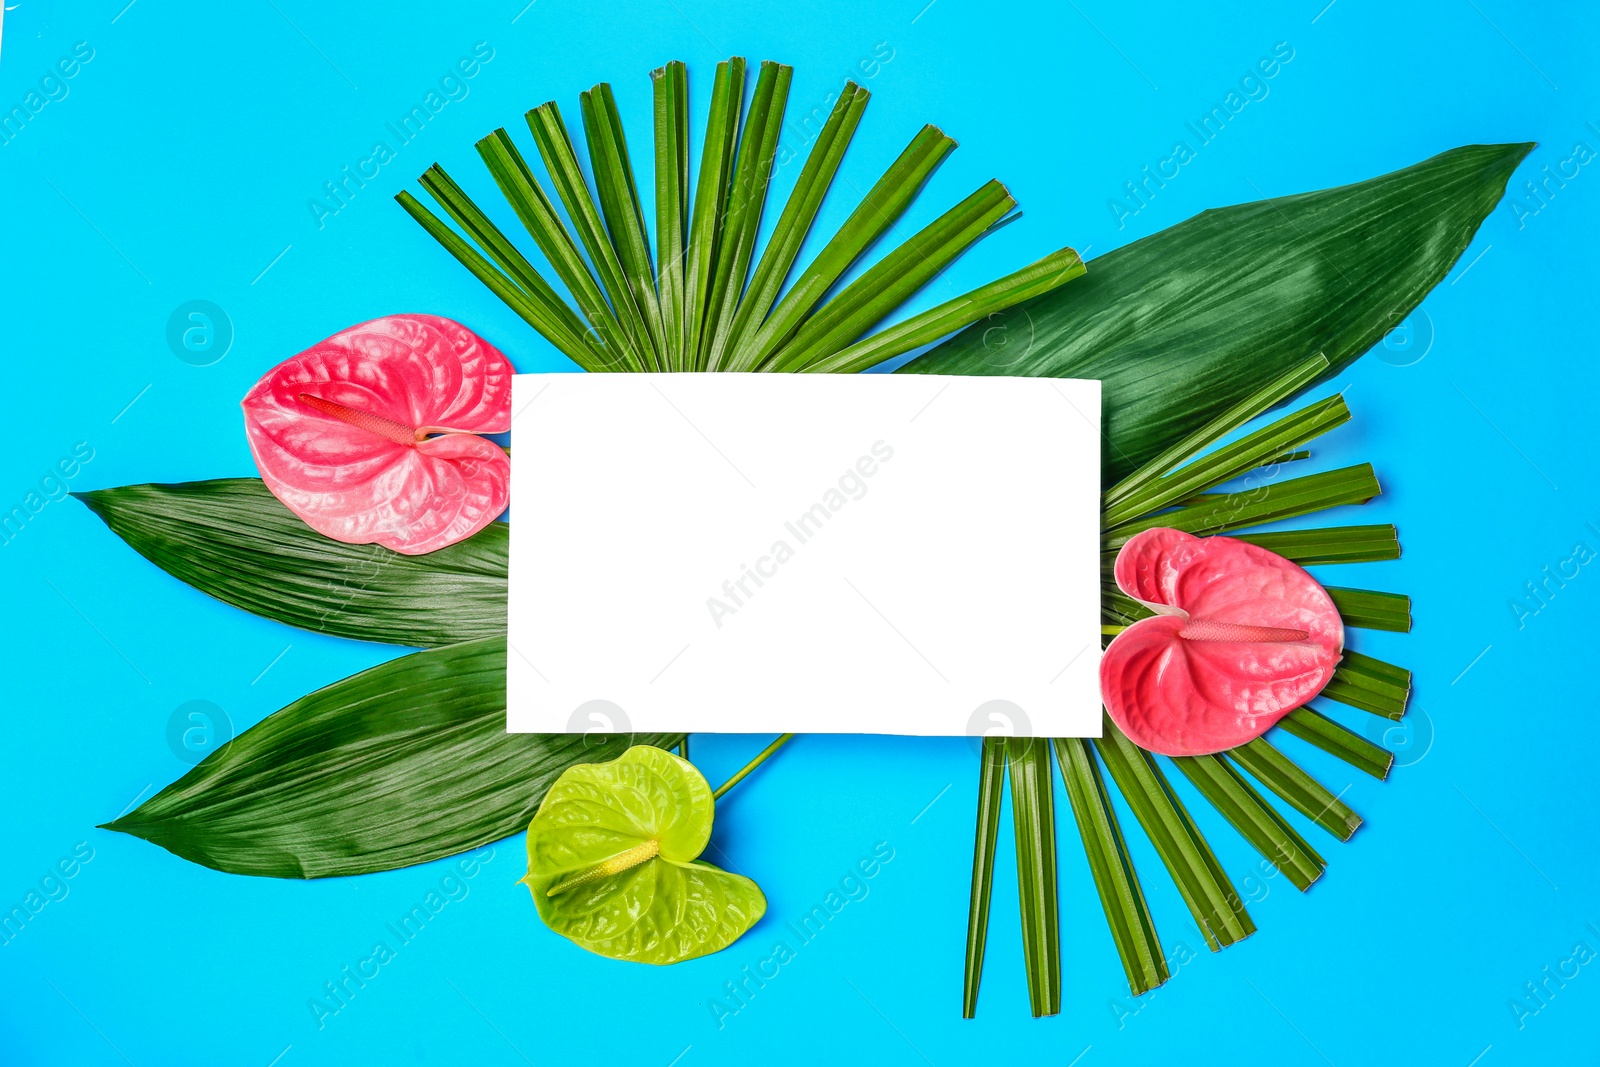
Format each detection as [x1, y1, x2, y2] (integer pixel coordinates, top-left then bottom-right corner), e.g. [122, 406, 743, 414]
[524, 745, 765, 964]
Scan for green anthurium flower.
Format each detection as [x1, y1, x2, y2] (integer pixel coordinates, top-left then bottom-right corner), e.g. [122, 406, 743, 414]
[522, 744, 766, 964]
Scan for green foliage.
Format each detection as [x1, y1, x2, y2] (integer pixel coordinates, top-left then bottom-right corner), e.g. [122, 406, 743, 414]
[524, 746, 765, 964]
[75, 480, 506, 649]
[902, 142, 1533, 483]
[103, 637, 682, 879]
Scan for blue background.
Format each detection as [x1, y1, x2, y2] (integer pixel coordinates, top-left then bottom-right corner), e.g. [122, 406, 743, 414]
[2, 0, 1596, 1063]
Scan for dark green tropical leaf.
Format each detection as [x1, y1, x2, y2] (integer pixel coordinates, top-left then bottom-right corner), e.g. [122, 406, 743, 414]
[102, 636, 682, 878]
[75, 479, 507, 649]
[901, 142, 1532, 483]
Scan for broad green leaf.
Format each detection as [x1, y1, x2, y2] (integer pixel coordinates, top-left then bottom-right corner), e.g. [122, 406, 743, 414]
[902, 143, 1532, 483]
[523, 745, 765, 964]
[102, 636, 683, 878]
[75, 479, 507, 649]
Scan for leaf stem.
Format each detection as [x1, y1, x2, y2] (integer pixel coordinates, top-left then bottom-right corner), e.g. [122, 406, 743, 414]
[712, 733, 794, 800]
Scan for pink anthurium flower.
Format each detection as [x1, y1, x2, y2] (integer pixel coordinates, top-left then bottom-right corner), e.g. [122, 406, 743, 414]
[242, 314, 513, 555]
[1100, 527, 1344, 757]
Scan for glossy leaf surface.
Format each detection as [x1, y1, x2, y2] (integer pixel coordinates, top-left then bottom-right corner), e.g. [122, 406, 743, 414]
[1102, 528, 1344, 756]
[104, 638, 683, 878]
[241, 314, 513, 554]
[76, 479, 506, 648]
[902, 143, 1531, 483]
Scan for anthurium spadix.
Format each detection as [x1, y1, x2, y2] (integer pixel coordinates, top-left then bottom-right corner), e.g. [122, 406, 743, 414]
[241, 314, 512, 555]
[1101, 528, 1344, 757]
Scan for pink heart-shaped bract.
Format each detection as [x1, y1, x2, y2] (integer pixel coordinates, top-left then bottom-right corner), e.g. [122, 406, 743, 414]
[242, 314, 513, 555]
[1100, 528, 1344, 756]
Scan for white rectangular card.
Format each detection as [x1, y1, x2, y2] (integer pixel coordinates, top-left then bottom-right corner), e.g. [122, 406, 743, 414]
[506, 373, 1102, 738]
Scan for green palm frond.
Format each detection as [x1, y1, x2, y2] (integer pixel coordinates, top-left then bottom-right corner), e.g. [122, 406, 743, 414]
[397, 58, 1084, 374]
[963, 354, 1413, 1016]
